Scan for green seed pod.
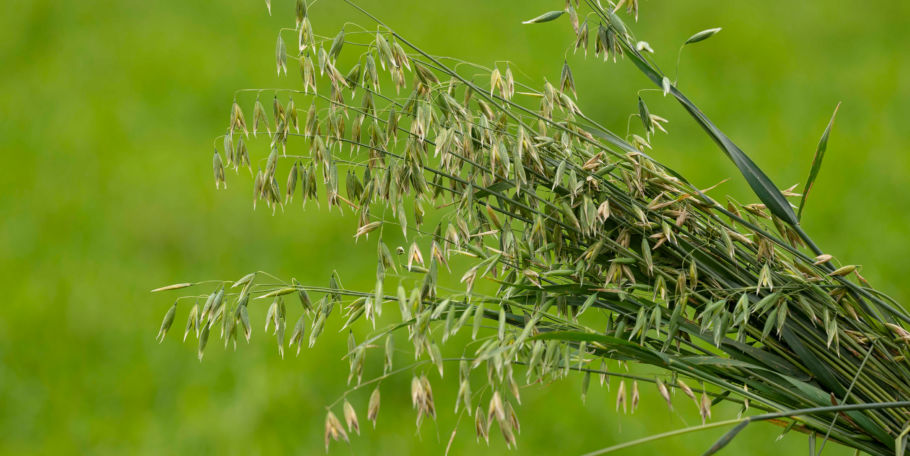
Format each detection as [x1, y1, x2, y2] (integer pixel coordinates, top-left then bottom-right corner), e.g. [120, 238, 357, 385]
[239, 304, 251, 342]
[212, 149, 225, 189]
[275, 34, 287, 76]
[156, 302, 177, 343]
[290, 278, 312, 311]
[328, 28, 345, 60]
[286, 161, 298, 202]
[309, 311, 325, 348]
[300, 52, 316, 93]
[253, 97, 268, 136]
[295, 0, 306, 27]
[560, 61, 576, 99]
[345, 63, 361, 89]
[390, 40, 410, 71]
[197, 323, 210, 361]
[638, 97, 652, 134]
[222, 134, 233, 166]
[183, 303, 198, 342]
[230, 101, 248, 137]
[521, 10, 564, 24]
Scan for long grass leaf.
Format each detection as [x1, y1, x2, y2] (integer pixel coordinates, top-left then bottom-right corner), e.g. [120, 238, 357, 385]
[702, 420, 749, 456]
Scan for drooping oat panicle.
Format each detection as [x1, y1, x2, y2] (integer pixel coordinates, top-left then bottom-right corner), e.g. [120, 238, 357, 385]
[155, 2, 910, 455]
[183, 303, 198, 342]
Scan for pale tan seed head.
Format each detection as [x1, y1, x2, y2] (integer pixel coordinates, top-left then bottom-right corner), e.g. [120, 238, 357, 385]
[343, 400, 360, 435]
[616, 380, 627, 413]
[656, 378, 672, 410]
[367, 387, 381, 427]
[324, 410, 349, 451]
[474, 406, 488, 443]
[678, 378, 696, 400]
[699, 392, 712, 424]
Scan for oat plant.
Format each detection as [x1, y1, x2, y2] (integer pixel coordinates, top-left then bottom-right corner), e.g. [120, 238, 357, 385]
[154, 1, 910, 454]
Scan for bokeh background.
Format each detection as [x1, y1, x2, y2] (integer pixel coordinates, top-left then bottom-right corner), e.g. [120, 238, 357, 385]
[2, 0, 909, 454]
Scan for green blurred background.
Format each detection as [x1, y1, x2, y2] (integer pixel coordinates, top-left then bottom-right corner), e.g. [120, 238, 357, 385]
[2, 0, 908, 454]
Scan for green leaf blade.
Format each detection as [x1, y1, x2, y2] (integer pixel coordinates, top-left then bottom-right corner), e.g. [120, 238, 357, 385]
[797, 102, 841, 221]
[702, 421, 749, 456]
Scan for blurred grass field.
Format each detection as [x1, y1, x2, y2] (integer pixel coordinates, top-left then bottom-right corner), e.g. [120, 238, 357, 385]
[1, 0, 908, 454]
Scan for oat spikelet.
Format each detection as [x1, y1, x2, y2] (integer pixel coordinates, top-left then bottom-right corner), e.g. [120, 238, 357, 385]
[343, 400, 360, 435]
[367, 387, 381, 428]
[474, 406, 488, 443]
[699, 392, 712, 424]
[656, 378, 672, 410]
[324, 411, 348, 451]
[156, 303, 176, 343]
[616, 380, 627, 413]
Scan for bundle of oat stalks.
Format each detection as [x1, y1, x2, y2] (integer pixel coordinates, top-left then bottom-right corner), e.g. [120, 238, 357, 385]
[154, 1, 910, 454]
